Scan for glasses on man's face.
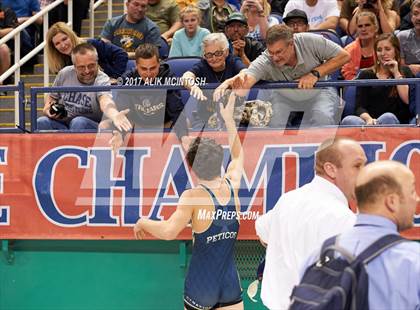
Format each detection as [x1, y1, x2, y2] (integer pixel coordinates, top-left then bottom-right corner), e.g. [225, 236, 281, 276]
[203, 50, 225, 59]
[286, 20, 306, 27]
[76, 63, 97, 72]
[227, 23, 247, 30]
[267, 43, 290, 58]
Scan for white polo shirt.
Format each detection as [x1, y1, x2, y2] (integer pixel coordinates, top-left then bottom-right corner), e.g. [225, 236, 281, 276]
[255, 175, 356, 310]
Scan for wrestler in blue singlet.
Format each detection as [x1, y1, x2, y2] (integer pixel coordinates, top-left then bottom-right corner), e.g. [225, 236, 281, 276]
[184, 178, 242, 310]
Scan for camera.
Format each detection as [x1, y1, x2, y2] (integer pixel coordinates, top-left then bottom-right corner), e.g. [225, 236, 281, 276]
[363, 0, 377, 9]
[49, 102, 67, 119]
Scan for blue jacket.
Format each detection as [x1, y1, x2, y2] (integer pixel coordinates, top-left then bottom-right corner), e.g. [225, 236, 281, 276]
[88, 38, 128, 79]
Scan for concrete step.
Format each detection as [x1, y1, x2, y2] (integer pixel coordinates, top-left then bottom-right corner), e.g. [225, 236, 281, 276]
[81, 25, 107, 37]
[0, 108, 41, 125]
[20, 74, 56, 84]
[90, 9, 124, 20]
[0, 94, 44, 109]
[82, 18, 108, 28]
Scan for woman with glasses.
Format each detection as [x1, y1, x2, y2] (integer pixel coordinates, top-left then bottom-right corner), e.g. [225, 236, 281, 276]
[341, 33, 415, 126]
[46, 22, 128, 82]
[169, 5, 210, 57]
[341, 11, 378, 80]
[182, 33, 245, 129]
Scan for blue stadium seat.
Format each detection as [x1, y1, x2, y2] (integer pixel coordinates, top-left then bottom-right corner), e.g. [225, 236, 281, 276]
[308, 30, 343, 47]
[342, 86, 357, 119]
[165, 57, 202, 77]
[159, 36, 170, 59]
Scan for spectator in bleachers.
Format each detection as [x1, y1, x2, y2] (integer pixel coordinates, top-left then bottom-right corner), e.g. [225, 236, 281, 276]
[270, 0, 289, 15]
[400, 0, 414, 30]
[224, 12, 265, 66]
[343, 0, 399, 35]
[283, 9, 310, 33]
[341, 11, 378, 80]
[176, 0, 198, 10]
[101, 0, 161, 59]
[1, 0, 41, 24]
[215, 24, 351, 127]
[40, 0, 89, 37]
[341, 33, 414, 125]
[110, 43, 190, 151]
[37, 43, 132, 132]
[46, 22, 128, 81]
[241, 0, 279, 44]
[198, 0, 237, 33]
[283, 0, 339, 30]
[169, 5, 210, 57]
[182, 33, 245, 129]
[398, 0, 420, 75]
[146, 0, 182, 43]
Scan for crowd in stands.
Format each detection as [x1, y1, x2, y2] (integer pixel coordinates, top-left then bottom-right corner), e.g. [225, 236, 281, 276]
[0, 0, 419, 129]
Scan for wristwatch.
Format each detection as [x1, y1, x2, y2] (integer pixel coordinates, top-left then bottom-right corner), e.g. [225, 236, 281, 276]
[310, 69, 321, 79]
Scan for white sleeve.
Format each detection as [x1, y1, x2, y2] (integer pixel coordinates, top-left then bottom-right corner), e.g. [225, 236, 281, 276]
[255, 207, 277, 244]
[283, 0, 299, 18]
[325, 0, 340, 18]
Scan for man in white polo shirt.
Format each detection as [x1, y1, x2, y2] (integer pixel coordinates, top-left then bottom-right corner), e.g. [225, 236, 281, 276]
[255, 137, 367, 309]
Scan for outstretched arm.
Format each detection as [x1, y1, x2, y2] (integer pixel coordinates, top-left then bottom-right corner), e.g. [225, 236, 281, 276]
[219, 92, 244, 188]
[134, 191, 194, 240]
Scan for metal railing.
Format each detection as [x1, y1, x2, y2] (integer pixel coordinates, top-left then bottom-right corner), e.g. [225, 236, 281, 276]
[0, 82, 26, 132]
[89, 0, 113, 38]
[28, 79, 420, 132]
[0, 0, 73, 127]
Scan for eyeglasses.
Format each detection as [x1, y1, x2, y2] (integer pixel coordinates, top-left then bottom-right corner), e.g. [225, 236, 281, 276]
[286, 20, 307, 27]
[203, 50, 225, 59]
[267, 43, 291, 58]
[75, 63, 97, 71]
[227, 23, 247, 29]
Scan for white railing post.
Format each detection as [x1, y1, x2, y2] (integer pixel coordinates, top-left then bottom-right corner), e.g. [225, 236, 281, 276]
[14, 32, 21, 126]
[90, 0, 95, 38]
[44, 11, 49, 88]
[68, 0, 73, 28]
[108, 0, 113, 20]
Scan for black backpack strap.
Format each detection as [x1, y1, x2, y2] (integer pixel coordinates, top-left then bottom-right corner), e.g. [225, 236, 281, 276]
[318, 235, 338, 263]
[354, 234, 406, 265]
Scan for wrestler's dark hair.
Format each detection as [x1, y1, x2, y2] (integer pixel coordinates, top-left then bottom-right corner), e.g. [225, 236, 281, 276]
[186, 137, 223, 180]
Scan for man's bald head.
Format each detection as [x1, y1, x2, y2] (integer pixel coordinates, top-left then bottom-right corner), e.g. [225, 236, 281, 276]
[315, 137, 367, 201]
[355, 160, 419, 231]
[356, 161, 408, 208]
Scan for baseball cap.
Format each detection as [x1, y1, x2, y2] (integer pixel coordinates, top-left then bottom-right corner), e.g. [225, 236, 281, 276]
[283, 9, 309, 24]
[225, 12, 248, 26]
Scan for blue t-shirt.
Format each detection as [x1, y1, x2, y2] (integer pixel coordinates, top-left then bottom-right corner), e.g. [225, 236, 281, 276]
[2, 0, 39, 17]
[169, 27, 210, 58]
[100, 14, 161, 53]
[190, 54, 245, 83]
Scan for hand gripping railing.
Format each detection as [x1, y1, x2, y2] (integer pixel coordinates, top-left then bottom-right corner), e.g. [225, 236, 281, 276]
[29, 78, 420, 132]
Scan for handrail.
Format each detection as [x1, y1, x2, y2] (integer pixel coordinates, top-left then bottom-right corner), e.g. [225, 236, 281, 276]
[89, 0, 113, 38]
[0, 82, 26, 133]
[29, 78, 420, 132]
[0, 0, 73, 127]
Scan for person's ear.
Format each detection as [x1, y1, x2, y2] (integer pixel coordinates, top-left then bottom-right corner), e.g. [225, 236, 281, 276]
[384, 192, 400, 213]
[323, 162, 337, 179]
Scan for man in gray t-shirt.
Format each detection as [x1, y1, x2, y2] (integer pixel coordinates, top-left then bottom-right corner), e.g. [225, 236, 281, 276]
[397, 0, 420, 76]
[101, 0, 161, 60]
[215, 24, 350, 127]
[37, 43, 132, 132]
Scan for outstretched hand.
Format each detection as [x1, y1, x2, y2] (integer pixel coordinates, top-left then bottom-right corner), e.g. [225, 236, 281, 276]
[112, 108, 132, 132]
[219, 92, 236, 123]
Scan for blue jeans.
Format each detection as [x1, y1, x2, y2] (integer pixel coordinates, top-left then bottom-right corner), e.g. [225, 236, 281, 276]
[259, 87, 339, 128]
[37, 116, 99, 131]
[341, 112, 400, 125]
